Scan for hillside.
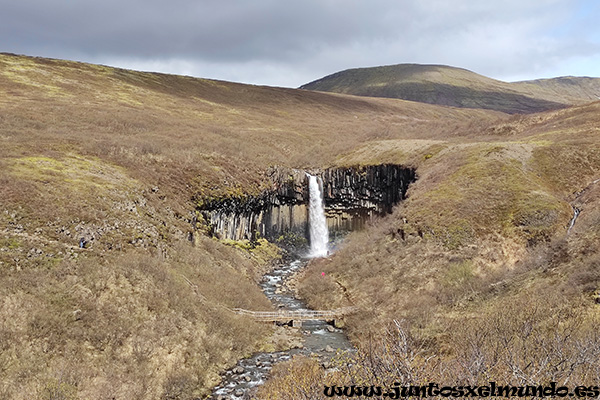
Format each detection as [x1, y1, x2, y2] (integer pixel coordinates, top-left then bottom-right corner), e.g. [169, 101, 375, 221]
[2, 52, 600, 399]
[300, 63, 600, 114]
[261, 102, 600, 397]
[0, 53, 502, 399]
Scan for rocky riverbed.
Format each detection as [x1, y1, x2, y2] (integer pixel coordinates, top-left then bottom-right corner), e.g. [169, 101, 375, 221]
[209, 258, 353, 399]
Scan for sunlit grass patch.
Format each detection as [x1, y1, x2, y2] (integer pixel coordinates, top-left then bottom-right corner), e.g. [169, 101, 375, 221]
[0, 57, 73, 98]
[9, 154, 137, 192]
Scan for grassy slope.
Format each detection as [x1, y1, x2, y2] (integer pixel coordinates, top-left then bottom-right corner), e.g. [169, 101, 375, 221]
[301, 63, 600, 114]
[291, 101, 600, 391]
[3, 52, 600, 398]
[0, 53, 503, 399]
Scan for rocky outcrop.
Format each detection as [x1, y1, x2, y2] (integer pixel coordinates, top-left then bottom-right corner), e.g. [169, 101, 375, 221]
[199, 165, 415, 242]
[321, 164, 414, 232]
[199, 167, 309, 242]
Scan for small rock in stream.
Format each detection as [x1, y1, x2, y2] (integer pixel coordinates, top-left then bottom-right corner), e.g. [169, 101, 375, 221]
[233, 366, 245, 374]
[327, 325, 336, 333]
[234, 389, 244, 397]
[325, 345, 335, 353]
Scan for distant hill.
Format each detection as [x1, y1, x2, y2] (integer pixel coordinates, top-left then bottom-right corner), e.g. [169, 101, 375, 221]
[300, 64, 600, 114]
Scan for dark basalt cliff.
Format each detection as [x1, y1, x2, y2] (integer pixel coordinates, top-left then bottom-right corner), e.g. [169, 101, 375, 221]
[199, 164, 416, 242]
[321, 164, 414, 232]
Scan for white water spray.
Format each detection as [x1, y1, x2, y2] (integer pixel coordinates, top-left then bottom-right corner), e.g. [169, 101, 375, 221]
[307, 174, 329, 257]
[567, 207, 580, 235]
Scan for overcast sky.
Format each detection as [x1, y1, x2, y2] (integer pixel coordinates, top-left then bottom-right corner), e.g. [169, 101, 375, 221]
[1, 0, 599, 87]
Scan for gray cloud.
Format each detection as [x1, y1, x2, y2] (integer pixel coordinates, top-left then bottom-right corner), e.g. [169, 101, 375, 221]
[1, 0, 598, 87]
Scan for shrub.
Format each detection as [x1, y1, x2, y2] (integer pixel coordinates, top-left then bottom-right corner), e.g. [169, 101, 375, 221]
[39, 380, 78, 400]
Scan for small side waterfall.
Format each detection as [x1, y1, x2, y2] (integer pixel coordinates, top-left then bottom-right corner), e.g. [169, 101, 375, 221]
[567, 207, 581, 235]
[307, 174, 329, 257]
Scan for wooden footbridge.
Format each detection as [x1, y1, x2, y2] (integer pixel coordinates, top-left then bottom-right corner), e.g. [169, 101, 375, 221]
[232, 307, 356, 328]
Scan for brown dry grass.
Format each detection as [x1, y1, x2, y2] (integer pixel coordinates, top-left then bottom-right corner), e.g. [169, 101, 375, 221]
[0, 53, 502, 398]
[258, 293, 600, 400]
[288, 102, 600, 395]
[298, 105, 600, 315]
[2, 52, 600, 398]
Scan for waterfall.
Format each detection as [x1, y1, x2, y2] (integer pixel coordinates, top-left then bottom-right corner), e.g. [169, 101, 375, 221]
[307, 174, 329, 257]
[567, 207, 580, 235]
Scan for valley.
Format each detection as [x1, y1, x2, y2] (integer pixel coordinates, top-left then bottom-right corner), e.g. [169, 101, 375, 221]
[1, 53, 600, 399]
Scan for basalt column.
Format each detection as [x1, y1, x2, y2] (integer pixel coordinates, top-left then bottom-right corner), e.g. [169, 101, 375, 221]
[321, 164, 415, 233]
[198, 164, 416, 242]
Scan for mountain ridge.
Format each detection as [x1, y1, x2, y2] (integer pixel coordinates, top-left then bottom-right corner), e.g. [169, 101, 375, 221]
[300, 63, 600, 114]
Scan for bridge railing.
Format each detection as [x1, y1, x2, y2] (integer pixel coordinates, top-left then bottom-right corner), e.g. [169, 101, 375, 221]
[232, 306, 356, 322]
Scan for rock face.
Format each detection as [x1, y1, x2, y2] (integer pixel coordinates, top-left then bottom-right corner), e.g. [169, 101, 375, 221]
[321, 164, 414, 232]
[199, 164, 415, 242]
[200, 167, 310, 242]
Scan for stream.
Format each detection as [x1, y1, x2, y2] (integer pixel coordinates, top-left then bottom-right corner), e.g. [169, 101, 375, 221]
[209, 256, 353, 399]
[567, 206, 581, 234]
